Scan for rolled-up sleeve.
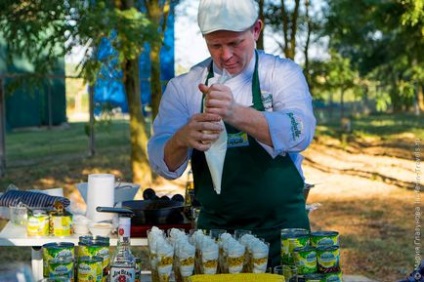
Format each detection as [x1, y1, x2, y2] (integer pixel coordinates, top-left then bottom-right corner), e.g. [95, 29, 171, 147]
[148, 66, 207, 179]
[257, 57, 316, 158]
[147, 80, 192, 179]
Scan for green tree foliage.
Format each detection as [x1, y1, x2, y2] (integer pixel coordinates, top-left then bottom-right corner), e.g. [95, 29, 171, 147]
[308, 50, 359, 118]
[324, 0, 424, 112]
[0, 0, 164, 186]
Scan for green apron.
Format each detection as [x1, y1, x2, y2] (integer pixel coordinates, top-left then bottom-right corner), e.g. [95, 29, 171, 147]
[191, 51, 310, 268]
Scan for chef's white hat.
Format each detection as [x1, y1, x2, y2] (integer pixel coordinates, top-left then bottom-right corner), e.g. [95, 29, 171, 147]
[198, 0, 259, 35]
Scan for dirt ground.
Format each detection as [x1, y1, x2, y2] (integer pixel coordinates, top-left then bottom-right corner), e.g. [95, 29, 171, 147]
[302, 134, 415, 198]
[301, 134, 419, 281]
[150, 133, 416, 203]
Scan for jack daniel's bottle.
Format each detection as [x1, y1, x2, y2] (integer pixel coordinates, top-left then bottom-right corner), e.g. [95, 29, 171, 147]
[184, 168, 194, 207]
[109, 217, 136, 282]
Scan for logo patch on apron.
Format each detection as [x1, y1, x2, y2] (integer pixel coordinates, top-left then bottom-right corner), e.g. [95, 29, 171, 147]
[227, 131, 249, 148]
[261, 91, 273, 112]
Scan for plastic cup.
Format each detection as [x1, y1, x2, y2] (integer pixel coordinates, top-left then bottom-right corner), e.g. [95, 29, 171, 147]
[209, 229, 227, 241]
[274, 264, 298, 282]
[9, 206, 28, 226]
[234, 229, 252, 240]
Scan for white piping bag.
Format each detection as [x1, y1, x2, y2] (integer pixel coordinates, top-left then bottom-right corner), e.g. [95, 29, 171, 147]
[204, 69, 232, 194]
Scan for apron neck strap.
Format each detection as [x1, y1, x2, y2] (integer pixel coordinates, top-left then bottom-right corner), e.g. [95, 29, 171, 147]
[251, 51, 264, 111]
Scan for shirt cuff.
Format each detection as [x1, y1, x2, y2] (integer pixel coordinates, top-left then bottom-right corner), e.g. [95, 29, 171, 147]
[148, 136, 190, 179]
[263, 110, 315, 155]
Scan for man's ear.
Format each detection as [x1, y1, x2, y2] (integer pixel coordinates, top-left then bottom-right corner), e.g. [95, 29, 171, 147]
[253, 20, 263, 40]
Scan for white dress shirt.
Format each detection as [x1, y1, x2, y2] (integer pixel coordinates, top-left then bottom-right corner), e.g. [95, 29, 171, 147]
[148, 50, 316, 180]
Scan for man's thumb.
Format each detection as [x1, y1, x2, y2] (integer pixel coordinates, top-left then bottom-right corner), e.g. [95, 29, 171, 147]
[198, 83, 209, 94]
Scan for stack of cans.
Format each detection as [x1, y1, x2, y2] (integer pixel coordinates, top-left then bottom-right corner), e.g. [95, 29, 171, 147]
[77, 235, 111, 282]
[280, 228, 342, 281]
[42, 242, 75, 281]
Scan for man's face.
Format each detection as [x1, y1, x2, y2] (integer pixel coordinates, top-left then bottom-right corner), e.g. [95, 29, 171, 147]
[204, 21, 261, 76]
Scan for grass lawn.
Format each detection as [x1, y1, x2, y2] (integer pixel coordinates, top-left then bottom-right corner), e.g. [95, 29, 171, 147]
[0, 119, 133, 193]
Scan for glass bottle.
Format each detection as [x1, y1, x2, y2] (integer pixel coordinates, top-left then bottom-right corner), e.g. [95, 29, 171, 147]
[184, 168, 194, 207]
[109, 216, 136, 282]
[134, 257, 141, 282]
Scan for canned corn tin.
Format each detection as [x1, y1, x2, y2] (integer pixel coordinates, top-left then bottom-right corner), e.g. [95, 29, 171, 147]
[48, 256, 74, 281]
[281, 228, 310, 236]
[325, 271, 343, 282]
[50, 215, 72, 237]
[281, 228, 310, 265]
[293, 246, 317, 274]
[77, 256, 103, 282]
[310, 231, 339, 247]
[302, 273, 326, 281]
[316, 245, 341, 273]
[27, 210, 49, 237]
[78, 237, 110, 280]
[42, 242, 75, 278]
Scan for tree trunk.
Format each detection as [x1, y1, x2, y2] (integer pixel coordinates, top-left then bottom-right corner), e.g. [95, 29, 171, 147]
[289, 0, 300, 60]
[303, 0, 311, 83]
[418, 83, 424, 114]
[340, 88, 345, 119]
[0, 78, 6, 177]
[150, 42, 161, 120]
[88, 84, 95, 157]
[143, 0, 170, 120]
[280, 0, 300, 60]
[122, 58, 152, 189]
[257, 0, 265, 50]
[280, 0, 290, 58]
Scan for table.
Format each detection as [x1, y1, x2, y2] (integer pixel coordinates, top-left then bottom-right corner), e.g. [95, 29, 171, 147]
[0, 221, 148, 281]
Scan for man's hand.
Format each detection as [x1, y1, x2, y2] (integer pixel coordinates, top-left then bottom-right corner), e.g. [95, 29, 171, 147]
[199, 83, 236, 121]
[199, 82, 273, 147]
[174, 112, 223, 151]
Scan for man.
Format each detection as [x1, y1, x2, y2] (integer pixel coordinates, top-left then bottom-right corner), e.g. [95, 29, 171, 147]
[148, 0, 316, 267]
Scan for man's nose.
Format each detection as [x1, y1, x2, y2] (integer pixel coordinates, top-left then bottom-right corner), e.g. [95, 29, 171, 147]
[220, 46, 233, 61]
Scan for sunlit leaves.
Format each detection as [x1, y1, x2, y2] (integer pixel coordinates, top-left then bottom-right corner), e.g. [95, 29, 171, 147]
[323, 0, 424, 111]
[401, 0, 424, 30]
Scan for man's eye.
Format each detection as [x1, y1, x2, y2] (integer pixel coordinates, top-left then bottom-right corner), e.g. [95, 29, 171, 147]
[230, 40, 242, 47]
[208, 44, 220, 49]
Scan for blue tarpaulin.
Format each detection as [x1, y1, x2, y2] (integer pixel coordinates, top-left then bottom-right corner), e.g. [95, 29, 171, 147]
[93, 7, 175, 115]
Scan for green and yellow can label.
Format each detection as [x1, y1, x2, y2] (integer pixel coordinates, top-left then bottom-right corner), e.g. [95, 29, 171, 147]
[43, 242, 75, 278]
[77, 256, 103, 282]
[281, 231, 310, 265]
[50, 215, 72, 237]
[48, 256, 74, 280]
[310, 231, 339, 247]
[27, 213, 49, 237]
[316, 245, 341, 273]
[325, 271, 343, 282]
[293, 246, 317, 274]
